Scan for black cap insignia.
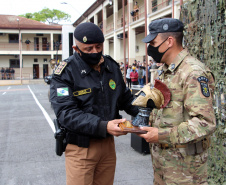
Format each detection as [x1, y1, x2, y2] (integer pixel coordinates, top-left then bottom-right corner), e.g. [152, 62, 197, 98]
[163, 24, 169, 31]
[83, 36, 87, 43]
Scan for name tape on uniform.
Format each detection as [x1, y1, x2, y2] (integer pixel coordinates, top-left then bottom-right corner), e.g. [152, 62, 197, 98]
[73, 88, 92, 96]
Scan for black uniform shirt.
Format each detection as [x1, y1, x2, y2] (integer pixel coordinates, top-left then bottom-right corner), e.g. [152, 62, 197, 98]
[50, 52, 138, 147]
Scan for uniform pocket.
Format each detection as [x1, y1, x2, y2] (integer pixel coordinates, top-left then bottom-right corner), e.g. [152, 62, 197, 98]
[159, 100, 184, 127]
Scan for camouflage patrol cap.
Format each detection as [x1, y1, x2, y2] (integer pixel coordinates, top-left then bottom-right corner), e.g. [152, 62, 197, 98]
[74, 22, 105, 44]
[142, 18, 184, 43]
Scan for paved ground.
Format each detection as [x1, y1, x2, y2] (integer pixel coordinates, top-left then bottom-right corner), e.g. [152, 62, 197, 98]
[0, 84, 154, 185]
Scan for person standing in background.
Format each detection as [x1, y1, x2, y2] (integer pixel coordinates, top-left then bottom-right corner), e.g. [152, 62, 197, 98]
[5, 67, 10, 79]
[1, 67, 5, 80]
[126, 65, 132, 88]
[138, 66, 144, 86]
[133, 1, 139, 21]
[130, 66, 138, 85]
[10, 68, 15, 79]
[25, 39, 31, 50]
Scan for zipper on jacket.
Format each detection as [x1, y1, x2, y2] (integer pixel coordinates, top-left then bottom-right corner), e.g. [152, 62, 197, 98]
[99, 79, 107, 120]
[100, 81, 104, 92]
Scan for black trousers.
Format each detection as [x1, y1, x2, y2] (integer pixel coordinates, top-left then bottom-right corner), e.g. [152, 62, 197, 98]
[126, 78, 131, 88]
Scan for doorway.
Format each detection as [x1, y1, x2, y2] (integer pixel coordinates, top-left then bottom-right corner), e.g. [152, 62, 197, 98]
[42, 37, 47, 51]
[33, 64, 39, 79]
[43, 64, 48, 78]
[69, 33, 73, 56]
[34, 37, 39, 51]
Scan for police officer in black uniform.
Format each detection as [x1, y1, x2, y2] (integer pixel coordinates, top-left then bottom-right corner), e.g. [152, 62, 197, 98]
[50, 22, 138, 185]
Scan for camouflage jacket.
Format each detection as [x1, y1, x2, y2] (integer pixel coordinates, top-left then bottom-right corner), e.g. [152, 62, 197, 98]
[151, 49, 216, 145]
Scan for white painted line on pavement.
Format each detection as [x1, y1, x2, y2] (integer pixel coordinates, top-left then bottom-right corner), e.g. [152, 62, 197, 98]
[2, 92, 6, 95]
[28, 85, 55, 133]
[7, 86, 11, 90]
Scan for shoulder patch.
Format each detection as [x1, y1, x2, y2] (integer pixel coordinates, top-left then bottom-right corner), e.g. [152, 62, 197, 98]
[54, 61, 67, 75]
[105, 55, 120, 67]
[197, 76, 210, 97]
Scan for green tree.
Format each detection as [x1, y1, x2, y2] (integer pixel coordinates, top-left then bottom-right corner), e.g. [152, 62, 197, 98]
[21, 13, 34, 19]
[19, 8, 71, 24]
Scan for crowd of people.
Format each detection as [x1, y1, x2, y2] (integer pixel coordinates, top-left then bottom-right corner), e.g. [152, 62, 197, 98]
[1, 67, 15, 80]
[121, 59, 162, 88]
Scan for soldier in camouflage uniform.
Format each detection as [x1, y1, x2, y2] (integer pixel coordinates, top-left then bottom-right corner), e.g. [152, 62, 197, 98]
[138, 18, 216, 184]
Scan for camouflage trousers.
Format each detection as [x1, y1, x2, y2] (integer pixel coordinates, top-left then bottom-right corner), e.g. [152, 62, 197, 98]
[151, 144, 208, 185]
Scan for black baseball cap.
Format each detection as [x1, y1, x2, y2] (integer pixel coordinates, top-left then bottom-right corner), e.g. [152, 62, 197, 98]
[142, 18, 184, 43]
[74, 22, 105, 44]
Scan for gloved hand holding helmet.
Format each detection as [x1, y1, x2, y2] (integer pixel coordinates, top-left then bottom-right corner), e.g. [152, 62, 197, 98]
[119, 79, 171, 132]
[132, 79, 171, 127]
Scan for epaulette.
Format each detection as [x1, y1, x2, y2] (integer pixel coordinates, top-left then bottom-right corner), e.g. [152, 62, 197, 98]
[105, 55, 120, 67]
[54, 59, 70, 75]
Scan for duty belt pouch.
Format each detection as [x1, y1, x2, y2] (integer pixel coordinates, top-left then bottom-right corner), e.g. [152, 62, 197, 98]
[195, 141, 203, 154]
[186, 143, 196, 155]
[185, 141, 204, 155]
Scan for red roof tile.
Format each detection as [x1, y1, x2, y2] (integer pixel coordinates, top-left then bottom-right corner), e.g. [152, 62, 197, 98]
[0, 15, 62, 30]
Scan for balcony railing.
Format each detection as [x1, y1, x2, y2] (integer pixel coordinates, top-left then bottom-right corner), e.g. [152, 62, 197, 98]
[0, 42, 62, 51]
[151, 0, 172, 13]
[116, 17, 127, 29]
[106, 23, 114, 34]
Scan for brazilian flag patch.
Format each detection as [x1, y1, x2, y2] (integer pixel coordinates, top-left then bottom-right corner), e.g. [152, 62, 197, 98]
[109, 79, 116, 90]
[57, 87, 69, 96]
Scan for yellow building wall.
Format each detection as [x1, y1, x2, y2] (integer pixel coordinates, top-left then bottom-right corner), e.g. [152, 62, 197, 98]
[0, 55, 52, 79]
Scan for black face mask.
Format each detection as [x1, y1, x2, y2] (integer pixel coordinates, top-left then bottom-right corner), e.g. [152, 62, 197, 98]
[147, 38, 169, 63]
[77, 46, 102, 65]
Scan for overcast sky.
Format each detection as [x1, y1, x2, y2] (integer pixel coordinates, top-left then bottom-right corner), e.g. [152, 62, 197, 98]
[0, 0, 96, 24]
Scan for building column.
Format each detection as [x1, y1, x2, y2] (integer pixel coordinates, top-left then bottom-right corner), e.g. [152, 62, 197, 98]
[102, 5, 107, 35]
[94, 14, 98, 25]
[113, 0, 118, 30]
[128, 27, 136, 63]
[147, 0, 152, 14]
[19, 30, 22, 82]
[126, 0, 134, 65]
[50, 33, 53, 51]
[114, 33, 121, 61]
[103, 38, 109, 55]
[128, 0, 133, 23]
[174, 2, 181, 19]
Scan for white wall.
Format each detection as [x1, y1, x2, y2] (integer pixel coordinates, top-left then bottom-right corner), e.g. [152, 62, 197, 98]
[109, 32, 146, 63]
[136, 32, 146, 62]
[62, 24, 75, 60]
[109, 42, 114, 57]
